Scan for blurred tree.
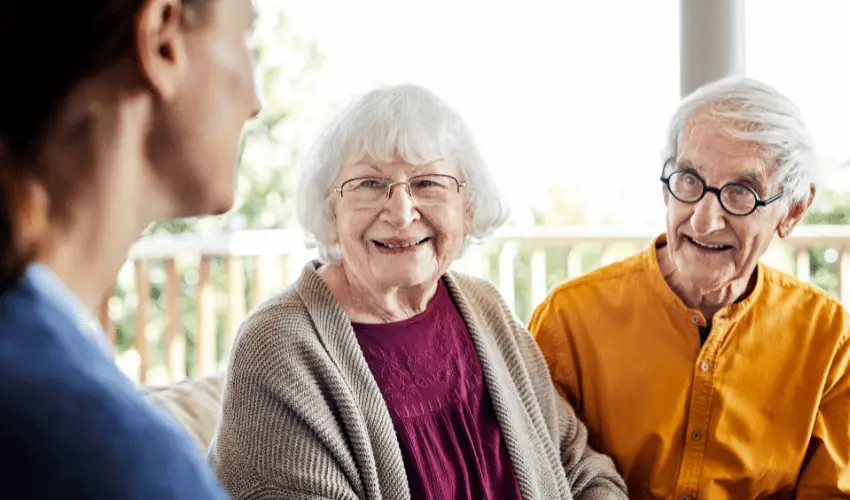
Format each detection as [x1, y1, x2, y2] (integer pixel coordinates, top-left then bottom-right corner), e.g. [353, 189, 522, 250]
[803, 187, 850, 297]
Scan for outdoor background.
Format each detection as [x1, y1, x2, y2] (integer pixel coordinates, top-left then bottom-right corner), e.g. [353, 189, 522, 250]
[108, 0, 850, 382]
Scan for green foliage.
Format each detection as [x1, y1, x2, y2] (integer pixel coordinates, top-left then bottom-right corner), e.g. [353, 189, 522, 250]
[805, 190, 850, 225]
[803, 189, 850, 296]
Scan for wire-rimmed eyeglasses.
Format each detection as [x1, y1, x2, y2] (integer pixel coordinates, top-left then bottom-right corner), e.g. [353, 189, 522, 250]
[333, 174, 467, 207]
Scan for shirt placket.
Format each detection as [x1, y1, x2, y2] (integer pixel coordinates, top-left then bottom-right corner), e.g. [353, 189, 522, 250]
[675, 313, 724, 500]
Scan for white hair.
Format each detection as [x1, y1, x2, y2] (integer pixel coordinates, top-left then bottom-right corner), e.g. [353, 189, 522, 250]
[296, 84, 510, 262]
[662, 75, 818, 206]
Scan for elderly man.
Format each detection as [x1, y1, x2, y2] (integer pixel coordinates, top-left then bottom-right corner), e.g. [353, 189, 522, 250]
[529, 76, 849, 499]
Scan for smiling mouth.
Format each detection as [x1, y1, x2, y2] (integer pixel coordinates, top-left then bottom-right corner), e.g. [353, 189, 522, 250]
[686, 235, 733, 251]
[373, 237, 431, 250]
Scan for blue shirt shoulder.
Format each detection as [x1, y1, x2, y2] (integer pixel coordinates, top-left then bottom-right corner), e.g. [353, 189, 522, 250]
[0, 266, 229, 499]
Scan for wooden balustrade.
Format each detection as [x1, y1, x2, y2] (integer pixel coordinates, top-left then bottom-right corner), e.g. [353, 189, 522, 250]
[98, 225, 850, 384]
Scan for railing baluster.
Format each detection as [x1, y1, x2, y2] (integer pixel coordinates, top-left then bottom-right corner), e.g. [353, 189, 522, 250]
[133, 259, 150, 384]
[529, 248, 547, 309]
[465, 245, 486, 278]
[226, 256, 246, 354]
[164, 258, 185, 382]
[252, 256, 267, 307]
[498, 242, 518, 311]
[600, 244, 619, 266]
[795, 247, 811, 282]
[840, 247, 850, 309]
[283, 247, 311, 286]
[567, 245, 584, 279]
[195, 255, 216, 376]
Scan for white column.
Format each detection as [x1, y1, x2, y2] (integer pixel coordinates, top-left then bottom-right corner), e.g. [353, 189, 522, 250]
[679, 0, 746, 97]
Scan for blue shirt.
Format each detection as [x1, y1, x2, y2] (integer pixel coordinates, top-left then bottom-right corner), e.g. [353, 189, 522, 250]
[0, 265, 229, 499]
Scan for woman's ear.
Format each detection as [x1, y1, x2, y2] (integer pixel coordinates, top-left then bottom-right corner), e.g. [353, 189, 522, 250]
[134, 0, 188, 101]
[463, 204, 474, 235]
[324, 203, 338, 239]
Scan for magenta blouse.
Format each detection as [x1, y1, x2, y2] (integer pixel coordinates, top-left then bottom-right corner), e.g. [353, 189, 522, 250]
[352, 279, 522, 500]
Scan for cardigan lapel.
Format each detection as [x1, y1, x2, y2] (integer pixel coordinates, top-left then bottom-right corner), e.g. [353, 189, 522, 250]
[295, 261, 411, 500]
[442, 272, 555, 500]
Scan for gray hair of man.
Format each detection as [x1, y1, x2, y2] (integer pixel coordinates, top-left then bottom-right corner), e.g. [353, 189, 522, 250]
[296, 84, 511, 262]
[662, 75, 818, 207]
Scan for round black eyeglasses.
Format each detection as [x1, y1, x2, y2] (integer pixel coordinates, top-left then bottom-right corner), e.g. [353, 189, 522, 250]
[660, 169, 784, 216]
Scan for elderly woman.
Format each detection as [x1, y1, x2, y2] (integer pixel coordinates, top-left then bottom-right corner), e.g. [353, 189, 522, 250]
[529, 76, 849, 499]
[209, 84, 628, 499]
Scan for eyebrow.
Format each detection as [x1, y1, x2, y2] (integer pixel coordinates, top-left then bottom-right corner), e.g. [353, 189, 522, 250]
[362, 163, 428, 174]
[675, 159, 765, 185]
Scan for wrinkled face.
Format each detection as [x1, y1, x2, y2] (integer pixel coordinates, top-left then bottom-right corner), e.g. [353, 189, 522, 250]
[151, 0, 261, 217]
[664, 111, 790, 292]
[331, 160, 468, 291]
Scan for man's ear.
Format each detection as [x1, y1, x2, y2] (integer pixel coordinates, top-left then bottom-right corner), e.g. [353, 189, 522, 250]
[661, 159, 674, 207]
[777, 184, 815, 239]
[134, 0, 187, 100]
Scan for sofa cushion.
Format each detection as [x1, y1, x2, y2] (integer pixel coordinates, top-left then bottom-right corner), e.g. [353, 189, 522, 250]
[144, 374, 225, 450]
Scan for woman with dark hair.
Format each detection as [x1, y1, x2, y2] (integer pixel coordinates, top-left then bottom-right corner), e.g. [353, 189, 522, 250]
[0, 0, 261, 497]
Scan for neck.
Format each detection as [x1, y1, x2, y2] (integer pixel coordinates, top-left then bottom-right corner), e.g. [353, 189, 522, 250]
[35, 94, 168, 311]
[39, 211, 151, 312]
[657, 244, 756, 320]
[318, 261, 438, 323]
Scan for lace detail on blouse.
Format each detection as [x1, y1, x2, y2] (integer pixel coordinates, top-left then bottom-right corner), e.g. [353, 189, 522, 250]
[352, 279, 522, 500]
[358, 309, 484, 418]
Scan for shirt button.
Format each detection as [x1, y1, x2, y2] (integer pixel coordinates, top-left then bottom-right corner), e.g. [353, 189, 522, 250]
[700, 362, 710, 372]
[692, 431, 702, 440]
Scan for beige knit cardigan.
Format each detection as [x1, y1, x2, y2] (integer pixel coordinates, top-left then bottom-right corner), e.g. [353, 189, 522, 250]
[209, 261, 627, 500]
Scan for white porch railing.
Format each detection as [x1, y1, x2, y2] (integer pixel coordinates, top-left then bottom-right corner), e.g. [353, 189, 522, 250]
[101, 225, 850, 384]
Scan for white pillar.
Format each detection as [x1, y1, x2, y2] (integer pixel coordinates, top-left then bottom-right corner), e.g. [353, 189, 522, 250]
[679, 0, 746, 97]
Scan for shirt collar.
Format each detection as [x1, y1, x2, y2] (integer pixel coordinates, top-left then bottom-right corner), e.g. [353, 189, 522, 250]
[24, 263, 114, 360]
[642, 233, 764, 325]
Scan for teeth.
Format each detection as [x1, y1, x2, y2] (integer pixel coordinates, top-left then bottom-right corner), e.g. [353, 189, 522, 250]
[690, 237, 725, 249]
[380, 238, 426, 249]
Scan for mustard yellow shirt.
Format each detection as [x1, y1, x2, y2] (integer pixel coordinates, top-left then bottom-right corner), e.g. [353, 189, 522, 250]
[528, 234, 850, 499]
